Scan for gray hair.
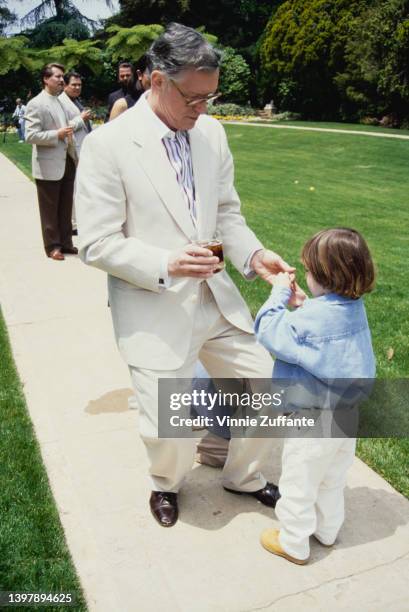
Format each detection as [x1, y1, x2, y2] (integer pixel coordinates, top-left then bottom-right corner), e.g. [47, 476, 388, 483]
[146, 22, 221, 78]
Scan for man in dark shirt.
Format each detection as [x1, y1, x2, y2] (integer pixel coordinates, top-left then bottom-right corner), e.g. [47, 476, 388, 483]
[105, 62, 133, 121]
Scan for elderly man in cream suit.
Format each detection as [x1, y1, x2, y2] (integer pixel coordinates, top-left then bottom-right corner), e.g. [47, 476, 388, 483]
[25, 63, 78, 260]
[76, 24, 304, 527]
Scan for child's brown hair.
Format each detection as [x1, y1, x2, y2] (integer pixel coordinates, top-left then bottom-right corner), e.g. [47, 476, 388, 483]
[301, 228, 375, 299]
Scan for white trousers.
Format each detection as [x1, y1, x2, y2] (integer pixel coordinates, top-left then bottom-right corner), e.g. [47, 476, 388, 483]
[276, 437, 356, 560]
[129, 282, 274, 492]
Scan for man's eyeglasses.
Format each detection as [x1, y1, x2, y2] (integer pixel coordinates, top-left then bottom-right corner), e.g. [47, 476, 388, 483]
[170, 78, 221, 107]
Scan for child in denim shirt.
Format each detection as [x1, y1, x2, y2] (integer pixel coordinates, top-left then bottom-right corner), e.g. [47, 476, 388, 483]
[255, 228, 376, 564]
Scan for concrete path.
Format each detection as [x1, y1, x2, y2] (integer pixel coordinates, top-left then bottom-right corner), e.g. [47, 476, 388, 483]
[222, 121, 409, 140]
[1, 152, 408, 612]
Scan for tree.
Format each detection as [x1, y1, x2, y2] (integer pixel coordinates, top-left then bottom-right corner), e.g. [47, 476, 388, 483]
[112, 0, 190, 27]
[218, 46, 251, 104]
[0, 36, 41, 75]
[0, 0, 17, 35]
[114, 0, 280, 54]
[260, 0, 370, 117]
[105, 23, 164, 62]
[19, 0, 114, 31]
[27, 16, 90, 47]
[35, 37, 103, 73]
[335, 0, 409, 122]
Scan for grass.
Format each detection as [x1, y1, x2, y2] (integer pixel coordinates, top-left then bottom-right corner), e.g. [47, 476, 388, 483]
[224, 124, 409, 376]
[241, 120, 409, 137]
[0, 315, 87, 610]
[0, 134, 86, 610]
[0, 133, 32, 178]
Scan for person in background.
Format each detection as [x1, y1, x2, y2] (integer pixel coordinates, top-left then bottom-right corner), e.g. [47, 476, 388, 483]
[25, 63, 77, 261]
[59, 71, 93, 235]
[105, 61, 133, 121]
[109, 56, 151, 121]
[12, 98, 26, 142]
[255, 227, 376, 565]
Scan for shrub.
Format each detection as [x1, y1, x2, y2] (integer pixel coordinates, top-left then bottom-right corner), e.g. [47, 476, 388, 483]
[271, 111, 301, 121]
[218, 46, 251, 105]
[360, 116, 380, 126]
[208, 102, 255, 117]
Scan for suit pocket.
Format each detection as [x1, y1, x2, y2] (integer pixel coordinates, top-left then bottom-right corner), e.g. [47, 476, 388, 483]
[108, 276, 144, 292]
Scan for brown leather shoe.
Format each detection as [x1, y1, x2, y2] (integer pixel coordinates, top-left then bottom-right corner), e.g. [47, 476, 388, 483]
[48, 248, 65, 261]
[224, 482, 280, 508]
[61, 246, 78, 255]
[149, 491, 178, 527]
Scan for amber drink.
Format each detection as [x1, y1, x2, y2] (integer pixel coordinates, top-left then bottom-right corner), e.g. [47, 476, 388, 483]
[197, 239, 225, 273]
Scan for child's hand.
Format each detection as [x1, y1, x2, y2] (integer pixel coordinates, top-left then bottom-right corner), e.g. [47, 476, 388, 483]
[272, 272, 292, 288]
[288, 281, 307, 307]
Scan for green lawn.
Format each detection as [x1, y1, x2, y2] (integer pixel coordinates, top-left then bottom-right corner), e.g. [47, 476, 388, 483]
[0, 134, 86, 609]
[0, 125, 407, 602]
[242, 119, 409, 137]
[0, 133, 32, 178]
[0, 315, 87, 610]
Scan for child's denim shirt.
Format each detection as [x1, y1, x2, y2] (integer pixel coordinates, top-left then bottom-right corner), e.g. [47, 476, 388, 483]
[255, 286, 375, 380]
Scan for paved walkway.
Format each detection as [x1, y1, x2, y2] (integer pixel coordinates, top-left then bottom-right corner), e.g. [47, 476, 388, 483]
[1, 152, 408, 612]
[222, 121, 409, 140]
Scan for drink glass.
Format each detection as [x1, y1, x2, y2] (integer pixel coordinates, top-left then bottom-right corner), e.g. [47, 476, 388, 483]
[194, 233, 224, 273]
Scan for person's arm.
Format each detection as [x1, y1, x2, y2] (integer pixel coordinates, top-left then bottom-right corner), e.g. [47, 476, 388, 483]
[68, 114, 85, 131]
[109, 98, 127, 121]
[105, 92, 115, 122]
[254, 275, 302, 365]
[25, 100, 70, 146]
[76, 132, 173, 292]
[68, 108, 92, 132]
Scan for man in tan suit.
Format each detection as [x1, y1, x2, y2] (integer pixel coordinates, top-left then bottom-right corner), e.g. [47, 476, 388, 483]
[25, 63, 78, 260]
[76, 24, 304, 527]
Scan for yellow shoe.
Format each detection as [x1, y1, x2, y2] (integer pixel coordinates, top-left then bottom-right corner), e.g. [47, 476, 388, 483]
[260, 529, 309, 565]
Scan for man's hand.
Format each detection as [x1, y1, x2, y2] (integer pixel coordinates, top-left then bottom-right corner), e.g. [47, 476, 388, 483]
[251, 249, 296, 284]
[272, 271, 292, 288]
[168, 244, 220, 278]
[81, 109, 92, 121]
[57, 126, 74, 141]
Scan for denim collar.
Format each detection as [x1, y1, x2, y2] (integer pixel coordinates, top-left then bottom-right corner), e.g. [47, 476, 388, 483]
[314, 293, 359, 305]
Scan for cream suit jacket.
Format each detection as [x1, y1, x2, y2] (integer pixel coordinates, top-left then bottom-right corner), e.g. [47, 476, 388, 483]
[58, 91, 91, 156]
[75, 96, 264, 370]
[25, 89, 70, 180]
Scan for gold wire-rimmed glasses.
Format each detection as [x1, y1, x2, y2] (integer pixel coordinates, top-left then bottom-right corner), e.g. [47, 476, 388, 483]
[169, 77, 221, 107]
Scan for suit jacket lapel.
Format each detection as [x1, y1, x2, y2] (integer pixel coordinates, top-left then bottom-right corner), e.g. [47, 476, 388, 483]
[60, 91, 79, 116]
[131, 103, 196, 240]
[41, 90, 66, 128]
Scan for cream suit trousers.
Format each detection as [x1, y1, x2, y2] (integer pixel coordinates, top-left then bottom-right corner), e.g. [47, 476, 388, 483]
[129, 282, 274, 492]
[276, 437, 356, 560]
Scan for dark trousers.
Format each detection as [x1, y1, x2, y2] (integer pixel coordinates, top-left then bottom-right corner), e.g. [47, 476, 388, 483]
[35, 156, 76, 254]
